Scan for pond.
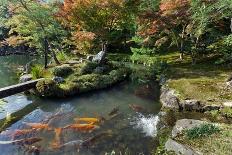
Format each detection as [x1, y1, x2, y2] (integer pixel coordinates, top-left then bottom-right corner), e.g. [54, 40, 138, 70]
[0, 55, 161, 155]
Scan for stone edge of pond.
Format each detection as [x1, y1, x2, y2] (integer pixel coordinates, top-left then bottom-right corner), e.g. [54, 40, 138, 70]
[158, 82, 232, 154]
[160, 85, 224, 112]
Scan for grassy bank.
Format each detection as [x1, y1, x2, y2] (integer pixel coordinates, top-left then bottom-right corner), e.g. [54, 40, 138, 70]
[159, 52, 232, 106]
[175, 123, 232, 155]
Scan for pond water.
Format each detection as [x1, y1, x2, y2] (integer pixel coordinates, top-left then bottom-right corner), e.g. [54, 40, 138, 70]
[0, 55, 161, 155]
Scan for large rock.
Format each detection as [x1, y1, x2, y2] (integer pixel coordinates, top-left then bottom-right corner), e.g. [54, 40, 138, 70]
[19, 74, 33, 83]
[52, 76, 65, 84]
[181, 100, 203, 111]
[92, 51, 105, 63]
[223, 102, 232, 108]
[203, 104, 221, 111]
[165, 138, 202, 155]
[160, 87, 180, 109]
[172, 119, 205, 138]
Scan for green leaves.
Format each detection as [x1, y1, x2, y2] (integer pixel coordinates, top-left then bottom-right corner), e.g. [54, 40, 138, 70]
[185, 123, 220, 139]
[5, 0, 67, 49]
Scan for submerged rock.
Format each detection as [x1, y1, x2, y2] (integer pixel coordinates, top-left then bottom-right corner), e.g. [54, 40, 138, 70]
[19, 74, 33, 83]
[172, 119, 205, 138]
[134, 83, 160, 100]
[165, 138, 202, 155]
[160, 87, 180, 110]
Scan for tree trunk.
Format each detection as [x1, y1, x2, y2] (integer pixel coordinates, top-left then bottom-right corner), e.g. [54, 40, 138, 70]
[51, 50, 60, 65]
[47, 42, 60, 65]
[179, 25, 187, 60]
[44, 38, 48, 69]
[230, 18, 232, 32]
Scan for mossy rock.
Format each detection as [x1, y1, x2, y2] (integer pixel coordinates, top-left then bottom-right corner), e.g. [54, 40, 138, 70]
[36, 67, 131, 98]
[36, 79, 63, 97]
[52, 65, 73, 77]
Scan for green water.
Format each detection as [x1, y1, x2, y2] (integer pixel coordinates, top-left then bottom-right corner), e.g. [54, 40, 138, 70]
[0, 55, 162, 155]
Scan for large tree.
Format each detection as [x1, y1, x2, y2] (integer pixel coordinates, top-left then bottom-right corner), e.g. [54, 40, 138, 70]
[5, 0, 67, 68]
[138, 0, 190, 59]
[58, 0, 140, 54]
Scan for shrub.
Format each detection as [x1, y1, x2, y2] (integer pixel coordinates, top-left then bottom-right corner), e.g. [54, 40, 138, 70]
[56, 51, 69, 62]
[52, 65, 73, 77]
[36, 79, 62, 97]
[31, 65, 44, 79]
[185, 123, 220, 139]
[80, 62, 98, 75]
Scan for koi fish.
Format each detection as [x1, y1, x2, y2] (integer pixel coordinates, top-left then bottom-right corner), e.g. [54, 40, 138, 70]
[52, 131, 112, 150]
[54, 128, 63, 144]
[51, 139, 83, 150]
[0, 137, 42, 145]
[63, 124, 99, 132]
[129, 104, 146, 112]
[82, 131, 112, 147]
[108, 106, 119, 116]
[44, 112, 74, 126]
[23, 122, 51, 131]
[74, 117, 102, 125]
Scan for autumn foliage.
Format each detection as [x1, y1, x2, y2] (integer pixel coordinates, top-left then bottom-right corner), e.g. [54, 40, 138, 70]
[58, 0, 139, 53]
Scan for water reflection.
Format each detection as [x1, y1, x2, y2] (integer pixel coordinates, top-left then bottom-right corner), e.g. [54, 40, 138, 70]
[0, 81, 161, 155]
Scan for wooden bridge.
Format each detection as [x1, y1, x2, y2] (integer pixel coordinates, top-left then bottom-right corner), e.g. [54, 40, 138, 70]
[0, 79, 43, 99]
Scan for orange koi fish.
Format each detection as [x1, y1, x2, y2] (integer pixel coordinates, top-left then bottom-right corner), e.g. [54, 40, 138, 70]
[50, 128, 63, 149]
[63, 124, 99, 132]
[129, 104, 146, 112]
[23, 122, 51, 131]
[74, 117, 102, 125]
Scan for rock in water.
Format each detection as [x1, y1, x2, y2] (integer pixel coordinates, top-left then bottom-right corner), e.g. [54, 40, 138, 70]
[19, 74, 33, 83]
[92, 51, 105, 63]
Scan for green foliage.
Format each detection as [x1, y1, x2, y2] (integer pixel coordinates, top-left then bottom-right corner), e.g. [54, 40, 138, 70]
[185, 123, 220, 139]
[130, 47, 159, 65]
[36, 65, 131, 97]
[80, 62, 99, 75]
[152, 128, 174, 155]
[36, 79, 61, 97]
[31, 65, 44, 79]
[131, 47, 155, 55]
[56, 52, 70, 62]
[52, 65, 73, 77]
[220, 107, 232, 118]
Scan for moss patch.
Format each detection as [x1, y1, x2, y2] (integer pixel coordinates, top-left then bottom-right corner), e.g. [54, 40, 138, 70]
[35, 62, 131, 98]
[160, 52, 232, 105]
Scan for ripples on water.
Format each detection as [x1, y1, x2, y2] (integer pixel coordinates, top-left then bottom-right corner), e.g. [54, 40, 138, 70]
[0, 55, 162, 155]
[130, 113, 160, 137]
